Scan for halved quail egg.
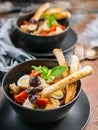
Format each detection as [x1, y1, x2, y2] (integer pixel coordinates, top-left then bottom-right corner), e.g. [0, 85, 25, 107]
[51, 90, 64, 99]
[17, 75, 30, 89]
[27, 24, 37, 31]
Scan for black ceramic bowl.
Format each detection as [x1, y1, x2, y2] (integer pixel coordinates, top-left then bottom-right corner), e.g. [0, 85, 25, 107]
[16, 12, 70, 52]
[2, 59, 81, 124]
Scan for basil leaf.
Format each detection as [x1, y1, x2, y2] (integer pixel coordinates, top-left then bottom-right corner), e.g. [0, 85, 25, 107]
[51, 14, 57, 19]
[50, 66, 67, 77]
[43, 75, 55, 83]
[48, 19, 56, 27]
[41, 66, 49, 76]
[32, 66, 42, 72]
[32, 65, 49, 76]
[44, 13, 57, 27]
[32, 65, 67, 83]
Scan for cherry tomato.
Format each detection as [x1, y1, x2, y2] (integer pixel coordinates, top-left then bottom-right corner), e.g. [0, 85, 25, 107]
[36, 98, 49, 107]
[23, 20, 30, 25]
[49, 25, 57, 32]
[14, 90, 28, 104]
[29, 70, 41, 77]
[41, 31, 47, 36]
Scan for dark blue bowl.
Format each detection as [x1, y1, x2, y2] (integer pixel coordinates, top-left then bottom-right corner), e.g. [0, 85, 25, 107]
[16, 12, 70, 52]
[2, 59, 81, 124]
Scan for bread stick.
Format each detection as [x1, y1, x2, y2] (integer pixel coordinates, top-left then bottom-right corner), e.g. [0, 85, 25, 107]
[41, 10, 71, 20]
[41, 65, 93, 98]
[56, 11, 71, 20]
[31, 3, 50, 21]
[40, 7, 62, 18]
[53, 48, 69, 77]
[66, 55, 80, 103]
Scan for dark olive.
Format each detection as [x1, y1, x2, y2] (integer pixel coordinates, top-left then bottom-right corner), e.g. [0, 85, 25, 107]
[35, 86, 43, 92]
[29, 76, 41, 87]
[27, 87, 35, 95]
[29, 94, 38, 104]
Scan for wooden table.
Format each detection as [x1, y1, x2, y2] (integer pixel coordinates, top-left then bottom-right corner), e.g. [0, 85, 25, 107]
[82, 59, 98, 130]
[70, 2, 98, 129]
[0, 1, 98, 130]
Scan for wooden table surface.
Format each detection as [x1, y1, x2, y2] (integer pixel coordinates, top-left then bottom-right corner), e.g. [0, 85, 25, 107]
[82, 59, 98, 130]
[0, 0, 98, 130]
[70, 1, 98, 129]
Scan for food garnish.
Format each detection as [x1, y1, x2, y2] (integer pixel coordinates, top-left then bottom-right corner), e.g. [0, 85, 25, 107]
[20, 3, 71, 36]
[9, 49, 94, 110]
[32, 65, 67, 83]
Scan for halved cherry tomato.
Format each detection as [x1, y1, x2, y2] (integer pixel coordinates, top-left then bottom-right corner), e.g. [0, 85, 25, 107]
[23, 20, 30, 25]
[49, 25, 57, 32]
[29, 70, 41, 77]
[36, 98, 49, 107]
[14, 90, 28, 104]
[41, 31, 47, 36]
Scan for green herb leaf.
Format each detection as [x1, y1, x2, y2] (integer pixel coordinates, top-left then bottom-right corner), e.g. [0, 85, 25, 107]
[44, 13, 57, 27]
[50, 66, 67, 77]
[32, 66, 42, 73]
[48, 19, 56, 27]
[32, 65, 67, 83]
[32, 66, 49, 76]
[40, 66, 49, 76]
[51, 14, 57, 19]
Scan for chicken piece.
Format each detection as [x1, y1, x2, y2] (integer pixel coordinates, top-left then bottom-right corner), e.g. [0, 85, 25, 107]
[45, 98, 60, 109]
[56, 26, 63, 34]
[9, 83, 21, 94]
[20, 25, 28, 33]
[23, 98, 34, 109]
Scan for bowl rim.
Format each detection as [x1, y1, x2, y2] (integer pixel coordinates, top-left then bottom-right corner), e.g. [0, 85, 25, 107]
[2, 59, 81, 112]
[16, 11, 70, 38]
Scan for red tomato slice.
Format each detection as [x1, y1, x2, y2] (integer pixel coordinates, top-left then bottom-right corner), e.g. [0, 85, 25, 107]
[14, 90, 28, 104]
[49, 25, 57, 32]
[29, 70, 41, 77]
[23, 20, 30, 25]
[41, 31, 48, 36]
[36, 98, 49, 107]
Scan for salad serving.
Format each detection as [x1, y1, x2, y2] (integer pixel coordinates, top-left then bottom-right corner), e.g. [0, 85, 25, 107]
[9, 49, 94, 110]
[9, 65, 68, 109]
[20, 2, 71, 36]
